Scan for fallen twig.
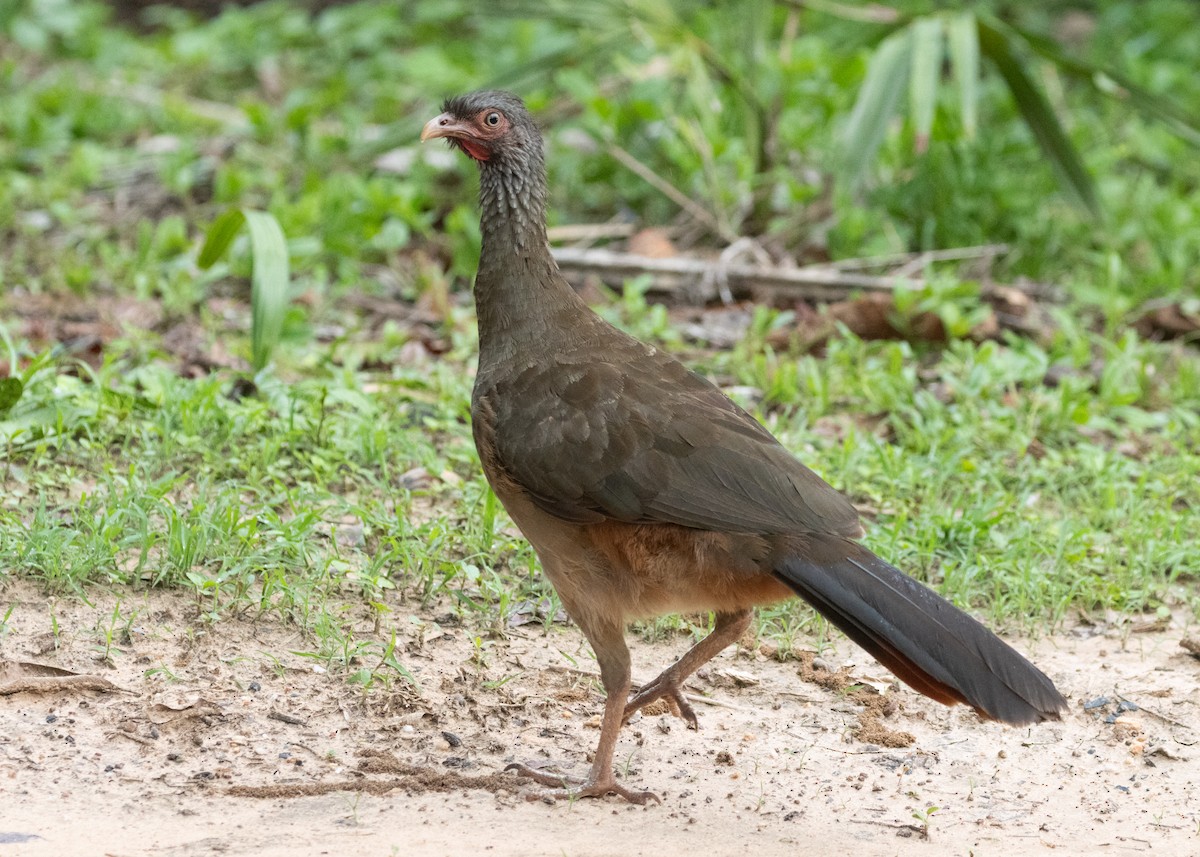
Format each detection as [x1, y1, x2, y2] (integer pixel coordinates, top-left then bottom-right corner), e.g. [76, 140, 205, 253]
[777, 690, 825, 704]
[268, 709, 307, 726]
[550, 246, 1061, 303]
[547, 222, 638, 243]
[1115, 693, 1197, 735]
[830, 243, 1010, 271]
[681, 693, 755, 713]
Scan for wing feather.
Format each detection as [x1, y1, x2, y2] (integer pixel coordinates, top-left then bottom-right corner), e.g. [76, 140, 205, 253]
[479, 338, 861, 537]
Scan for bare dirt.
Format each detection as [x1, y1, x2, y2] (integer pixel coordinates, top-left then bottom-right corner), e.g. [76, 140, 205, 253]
[2, 581, 1197, 856]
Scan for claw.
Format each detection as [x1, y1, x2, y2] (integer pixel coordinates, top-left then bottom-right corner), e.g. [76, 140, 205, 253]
[505, 763, 660, 805]
[504, 762, 581, 789]
[623, 677, 699, 729]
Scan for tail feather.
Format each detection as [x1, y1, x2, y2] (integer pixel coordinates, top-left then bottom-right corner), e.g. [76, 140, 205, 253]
[775, 536, 1066, 725]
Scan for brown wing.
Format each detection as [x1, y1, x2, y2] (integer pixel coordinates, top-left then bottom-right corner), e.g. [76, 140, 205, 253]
[476, 335, 862, 538]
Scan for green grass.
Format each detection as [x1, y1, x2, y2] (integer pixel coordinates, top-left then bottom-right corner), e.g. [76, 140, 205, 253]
[0, 347, 555, 682]
[1, 0, 1199, 685]
[3, 316, 1197, 639]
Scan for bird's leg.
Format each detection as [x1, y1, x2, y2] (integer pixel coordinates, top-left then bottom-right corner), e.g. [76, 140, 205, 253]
[623, 609, 752, 729]
[507, 619, 660, 805]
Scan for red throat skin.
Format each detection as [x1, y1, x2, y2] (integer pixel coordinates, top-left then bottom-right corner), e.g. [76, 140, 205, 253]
[458, 139, 490, 162]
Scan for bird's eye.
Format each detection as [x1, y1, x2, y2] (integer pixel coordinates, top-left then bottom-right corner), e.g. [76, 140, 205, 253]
[485, 112, 501, 127]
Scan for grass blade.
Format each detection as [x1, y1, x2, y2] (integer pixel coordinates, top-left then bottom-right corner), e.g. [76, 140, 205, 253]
[841, 26, 912, 185]
[947, 12, 979, 138]
[197, 208, 290, 370]
[908, 16, 942, 154]
[978, 19, 1099, 217]
[1003, 19, 1200, 148]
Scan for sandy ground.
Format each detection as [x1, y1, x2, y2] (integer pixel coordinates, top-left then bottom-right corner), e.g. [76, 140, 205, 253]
[1, 581, 1197, 857]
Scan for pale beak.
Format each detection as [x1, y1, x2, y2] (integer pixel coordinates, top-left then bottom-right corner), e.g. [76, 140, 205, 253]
[421, 112, 468, 142]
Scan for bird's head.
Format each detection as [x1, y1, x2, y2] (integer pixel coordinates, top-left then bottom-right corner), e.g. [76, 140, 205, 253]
[420, 90, 539, 167]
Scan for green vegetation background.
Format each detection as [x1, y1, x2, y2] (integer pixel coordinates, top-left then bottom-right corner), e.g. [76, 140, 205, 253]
[0, 1, 1196, 678]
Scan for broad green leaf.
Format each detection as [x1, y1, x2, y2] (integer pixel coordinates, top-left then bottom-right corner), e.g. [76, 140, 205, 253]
[947, 12, 979, 138]
[0, 377, 22, 414]
[240, 211, 288, 372]
[197, 209, 247, 269]
[978, 19, 1099, 217]
[908, 17, 943, 154]
[841, 27, 912, 185]
[197, 208, 290, 370]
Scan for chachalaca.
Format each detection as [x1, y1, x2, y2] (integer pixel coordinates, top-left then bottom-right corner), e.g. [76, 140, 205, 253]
[421, 91, 1067, 805]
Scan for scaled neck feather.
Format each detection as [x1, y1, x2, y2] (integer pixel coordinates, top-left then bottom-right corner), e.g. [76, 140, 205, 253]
[478, 153, 548, 255]
[473, 139, 587, 360]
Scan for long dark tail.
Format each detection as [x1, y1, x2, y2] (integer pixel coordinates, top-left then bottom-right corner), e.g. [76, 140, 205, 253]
[775, 536, 1067, 725]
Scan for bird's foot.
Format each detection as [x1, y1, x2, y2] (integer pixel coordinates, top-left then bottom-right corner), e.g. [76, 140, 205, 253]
[505, 763, 660, 805]
[623, 674, 698, 729]
[504, 762, 583, 789]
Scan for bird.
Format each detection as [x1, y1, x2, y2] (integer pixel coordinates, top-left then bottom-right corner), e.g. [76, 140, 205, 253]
[420, 90, 1067, 805]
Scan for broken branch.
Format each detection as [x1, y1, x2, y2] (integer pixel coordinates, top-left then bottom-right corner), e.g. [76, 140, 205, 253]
[553, 246, 911, 302]
[550, 246, 1060, 303]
